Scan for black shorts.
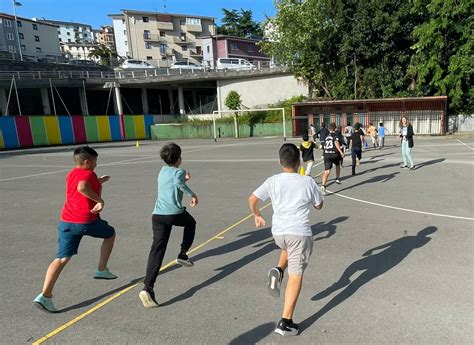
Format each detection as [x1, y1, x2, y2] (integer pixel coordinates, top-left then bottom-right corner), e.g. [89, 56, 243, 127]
[324, 156, 341, 170]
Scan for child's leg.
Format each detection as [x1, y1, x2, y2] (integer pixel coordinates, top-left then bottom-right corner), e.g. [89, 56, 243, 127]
[406, 146, 414, 167]
[282, 274, 303, 320]
[172, 211, 196, 255]
[98, 233, 115, 271]
[305, 161, 313, 176]
[321, 169, 330, 187]
[143, 217, 172, 290]
[278, 249, 288, 271]
[401, 141, 408, 166]
[41, 257, 70, 297]
[351, 148, 357, 174]
[335, 163, 341, 178]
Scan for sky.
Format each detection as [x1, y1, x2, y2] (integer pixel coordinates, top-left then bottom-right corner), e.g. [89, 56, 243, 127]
[0, 0, 276, 28]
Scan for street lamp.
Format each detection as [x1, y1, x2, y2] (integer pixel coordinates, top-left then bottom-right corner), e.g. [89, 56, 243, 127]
[12, 0, 23, 61]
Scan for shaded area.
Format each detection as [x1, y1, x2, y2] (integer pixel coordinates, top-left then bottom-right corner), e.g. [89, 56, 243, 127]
[332, 172, 400, 193]
[229, 322, 276, 345]
[413, 158, 446, 170]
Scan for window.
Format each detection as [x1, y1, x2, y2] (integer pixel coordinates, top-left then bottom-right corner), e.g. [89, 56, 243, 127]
[179, 19, 185, 25]
[159, 31, 165, 37]
[146, 56, 153, 60]
[20, 45, 25, 51]
[34, 35, 40, 42]
[4, 19, 12, 27]
[230, 43, 238, 50]
[145, 43, 152, 49]
[159, 43, 167, 54]
[17, 21, 22, 27]
[122, 19, 125, 24]
[247, 44, 254, 52]
[84, 33, 87, 37]
[36, 47, 42, 53]
[68, 38, 71, 42]
[206, 46, 210, 53]
[59, 38, 62, 42]
[124, 30, 126, 35]
[67, 32, 70, 36]
[182, 45, 188, 51]
[186, 18, 201, 25]
[142, 16, 149, 22]
[144, 30, 151, 39]
[32, 23, 38, 30]
[6, 33, 14, 40]
[125, 40, 128, 46]
[8, 45, 16, 53]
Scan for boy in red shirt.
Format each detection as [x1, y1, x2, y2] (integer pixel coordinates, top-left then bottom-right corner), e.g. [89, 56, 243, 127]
[34, 146, 117, 312]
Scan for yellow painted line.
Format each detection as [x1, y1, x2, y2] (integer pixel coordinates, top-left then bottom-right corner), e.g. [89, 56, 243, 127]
[32, 203, 272, 344]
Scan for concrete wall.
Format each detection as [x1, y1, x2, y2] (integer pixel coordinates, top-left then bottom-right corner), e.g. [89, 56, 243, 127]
[111, 16, 127, 57]
[448, 115, 474, 133]
[218, 74, 307, 110]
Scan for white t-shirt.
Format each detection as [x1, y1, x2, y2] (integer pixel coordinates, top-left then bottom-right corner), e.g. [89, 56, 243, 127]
[253, 173, 323, 236]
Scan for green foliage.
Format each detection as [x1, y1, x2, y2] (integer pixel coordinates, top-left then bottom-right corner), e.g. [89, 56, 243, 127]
[224, 90, 243, 110]
[88, 44, 118, 66]
[218, 8, 263, 37]
[261, 0, 473, 115]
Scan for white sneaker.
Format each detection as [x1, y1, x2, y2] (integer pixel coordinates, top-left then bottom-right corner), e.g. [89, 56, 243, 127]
[321, 186, 326, 195]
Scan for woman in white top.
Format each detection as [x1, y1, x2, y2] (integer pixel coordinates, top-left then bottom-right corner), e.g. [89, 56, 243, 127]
[399, 116, 415, 170]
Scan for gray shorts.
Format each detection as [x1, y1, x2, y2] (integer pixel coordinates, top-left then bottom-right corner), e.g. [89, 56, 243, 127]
[273, 235, 313, 275]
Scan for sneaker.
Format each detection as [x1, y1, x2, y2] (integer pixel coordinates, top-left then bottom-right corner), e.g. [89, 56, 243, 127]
[267, 267, 283, 298]
[320, 185, 326, 196]
[139, 289, 159, 308]
[34, 293, 57, 313]
[400, 165, 408, 168]
[274, 319, 299, 336]
[335, 179, 341, 184]
[176, 253, 194, 267]
[409, 166, 415, 170]
[94, 268, 118, 280]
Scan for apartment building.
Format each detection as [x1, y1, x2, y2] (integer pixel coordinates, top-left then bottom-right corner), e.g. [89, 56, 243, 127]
[0, 13, 61, 61]
[109, 10, 215, 65]
[202, 35, 270, 68]
[36, 19, 94, 44]
[97, 25, 115, 50]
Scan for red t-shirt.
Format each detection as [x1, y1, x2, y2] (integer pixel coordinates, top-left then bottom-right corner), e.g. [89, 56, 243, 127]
[61, 167, 101, 223]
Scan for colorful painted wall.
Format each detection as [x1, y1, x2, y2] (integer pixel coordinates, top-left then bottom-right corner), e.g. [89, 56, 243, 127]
[0, 115, 154, 150]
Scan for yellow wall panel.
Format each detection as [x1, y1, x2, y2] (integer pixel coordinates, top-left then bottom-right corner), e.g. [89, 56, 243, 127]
[134, 115, 146, 139]
[97, 116, 111, 142]
[44, 116, 61, 145]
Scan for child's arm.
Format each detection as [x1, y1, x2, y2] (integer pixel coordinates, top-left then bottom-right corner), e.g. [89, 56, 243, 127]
[77, 180, 104, 213]
[176, 170, 198, 207]
[335, 140, 344, 157]
[249, 194, 266, 228]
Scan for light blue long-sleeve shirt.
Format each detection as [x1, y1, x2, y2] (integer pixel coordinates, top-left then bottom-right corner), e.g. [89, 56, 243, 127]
[153, 166, 195, 215]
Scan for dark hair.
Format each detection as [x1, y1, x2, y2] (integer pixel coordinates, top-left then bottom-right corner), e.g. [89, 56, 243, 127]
[302, 133, 309, 141]
[160, 142, 181, 165]
[369, 122, 373, 126]
[329, 122, 337, 131]
[74, 146, 98, 164]
[321, 122, 326, 128]
[347, 122, 351, 126]
[379, 122, 384, 126]
[279, 143, 300, 168]
[354, 123, 361, 130]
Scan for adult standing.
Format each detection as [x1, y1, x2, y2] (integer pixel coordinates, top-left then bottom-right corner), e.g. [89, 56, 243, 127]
[309, 124, 317, 143]
[400, 116, 415, 170]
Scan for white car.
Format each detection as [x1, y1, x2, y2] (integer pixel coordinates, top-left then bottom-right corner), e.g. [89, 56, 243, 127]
[170, 61, 204, 70]
[216, 58, 256, 71]
[121, 59, 156, 69]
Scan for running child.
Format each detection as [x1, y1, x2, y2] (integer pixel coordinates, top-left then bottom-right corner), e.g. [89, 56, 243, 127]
[299, 133, 316, 176]
[249, 143, 324, 336]
[139, 142, 198, 308]
[34, 146, 117, 312]
[321, 123, 345, 195]
[349, 123, 365, 175]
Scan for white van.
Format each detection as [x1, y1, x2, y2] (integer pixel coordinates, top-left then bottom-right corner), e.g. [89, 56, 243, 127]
[216, 58, 256, 71]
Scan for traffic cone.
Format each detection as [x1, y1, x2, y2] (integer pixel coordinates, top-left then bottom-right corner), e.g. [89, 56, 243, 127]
[136, 141, 140, 148]
[299, 166, 305, 175]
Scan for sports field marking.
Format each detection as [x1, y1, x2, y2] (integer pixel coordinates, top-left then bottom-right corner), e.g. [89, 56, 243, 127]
[32, 203, 273, 344]
[456, 139, 474, 151]
[328, 191, 474, 221]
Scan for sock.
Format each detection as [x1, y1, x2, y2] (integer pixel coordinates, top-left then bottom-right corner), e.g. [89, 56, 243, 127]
[282, 318, 292, 324]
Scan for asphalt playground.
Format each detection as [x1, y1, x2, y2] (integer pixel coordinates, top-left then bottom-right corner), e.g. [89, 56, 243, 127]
[0, 134, 473, 344]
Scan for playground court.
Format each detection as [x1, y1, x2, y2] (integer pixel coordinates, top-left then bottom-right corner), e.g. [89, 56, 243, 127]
[0, 135, 473, 344]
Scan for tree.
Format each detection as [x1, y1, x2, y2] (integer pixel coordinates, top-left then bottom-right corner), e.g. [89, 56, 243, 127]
[218, 8, 263, 37]
[88, 44, 118, 66]
[224, 90, 242, 110]
[409, 0, 473, 115]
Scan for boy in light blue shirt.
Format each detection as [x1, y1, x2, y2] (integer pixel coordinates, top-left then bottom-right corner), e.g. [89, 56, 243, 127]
[139, 143, 198, 308]
[378, 122, 385, 149]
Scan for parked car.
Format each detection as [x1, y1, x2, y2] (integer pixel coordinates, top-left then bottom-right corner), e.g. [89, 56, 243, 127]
[121, 59, 156, 69]
[170, 61, 204, 70]
[216, 58, 256, 71]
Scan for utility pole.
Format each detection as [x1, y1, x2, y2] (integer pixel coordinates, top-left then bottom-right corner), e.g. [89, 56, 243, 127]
[12, 0, 23, 61]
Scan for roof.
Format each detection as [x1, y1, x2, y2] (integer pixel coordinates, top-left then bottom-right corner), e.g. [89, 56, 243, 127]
[293, 96, 448, 106]
[37, 18, 93, 28]
[118, 9, 215, 21]
[0, 13, 58, 27]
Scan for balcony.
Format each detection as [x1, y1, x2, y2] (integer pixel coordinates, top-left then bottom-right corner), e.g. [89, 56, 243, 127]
[186, 24, 202, 33]
[173, 37, 194, 45]
[156, 21, 174, 30]
[189, 50, 202, 57]
[143, 33, 166, 42]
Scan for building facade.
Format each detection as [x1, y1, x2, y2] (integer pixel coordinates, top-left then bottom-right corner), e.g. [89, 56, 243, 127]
[36, 19, 94, 44]
[0, 13, 61, 62]
[109, 10, 215, 66]
[202, 35, 270, 69]
[97, 25, 115, 50]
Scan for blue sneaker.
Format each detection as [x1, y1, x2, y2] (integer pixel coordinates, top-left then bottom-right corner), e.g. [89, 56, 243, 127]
[93, 268, 117, 280]
[34, 294, 57, 313]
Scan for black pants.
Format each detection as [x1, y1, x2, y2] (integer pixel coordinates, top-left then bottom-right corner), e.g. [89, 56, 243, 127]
[351, 147, 362, 174]
[143, 211, 196, 289]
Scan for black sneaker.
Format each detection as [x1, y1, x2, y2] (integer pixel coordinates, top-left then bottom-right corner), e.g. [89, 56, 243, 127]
[139, 288, 159, 308]
[267, 267, 283, 298]
[176, 253, 194, 267]
[274, 319, 299, 336]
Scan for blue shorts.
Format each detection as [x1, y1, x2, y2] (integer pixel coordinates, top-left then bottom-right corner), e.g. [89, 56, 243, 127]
[56, 218, 115, 258]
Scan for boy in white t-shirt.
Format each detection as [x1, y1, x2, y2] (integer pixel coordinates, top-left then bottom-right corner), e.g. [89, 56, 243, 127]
[249, 143, 324, 336]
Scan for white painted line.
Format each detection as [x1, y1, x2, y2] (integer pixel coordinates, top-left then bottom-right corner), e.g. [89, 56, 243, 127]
[456, 139, 474, 151]
[329, 191, 474, 221]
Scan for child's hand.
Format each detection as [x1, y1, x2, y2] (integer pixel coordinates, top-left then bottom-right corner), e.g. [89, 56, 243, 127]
[185, 171, 191, 181]
[190, 195, 198, 207]
[99, 175, 110, 184]
[254, 216, 266, 228]
[91, 200, 105, 214]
